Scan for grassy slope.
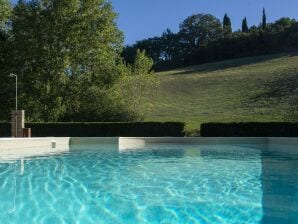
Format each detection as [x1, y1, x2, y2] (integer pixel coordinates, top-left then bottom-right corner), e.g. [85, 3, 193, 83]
[145, 52, 298, 130]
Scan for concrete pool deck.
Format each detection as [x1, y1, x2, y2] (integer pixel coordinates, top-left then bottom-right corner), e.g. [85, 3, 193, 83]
[0, 137, 297, 160]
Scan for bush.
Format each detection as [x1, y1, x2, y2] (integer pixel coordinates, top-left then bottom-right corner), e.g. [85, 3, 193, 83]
[1, 122, 186, 137]
[29, 122, 186, 137]
[201, 122, 298, 137]
[0, 122, 10, 137]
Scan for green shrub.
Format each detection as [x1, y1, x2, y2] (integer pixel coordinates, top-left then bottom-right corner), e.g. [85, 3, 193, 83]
[1, 122, 185, 137]
[0, 122, 10, 137]
[201, 122, 298, 137]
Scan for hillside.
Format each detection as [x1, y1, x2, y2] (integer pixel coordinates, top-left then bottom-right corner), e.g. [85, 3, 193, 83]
[145, 52, 298, 131]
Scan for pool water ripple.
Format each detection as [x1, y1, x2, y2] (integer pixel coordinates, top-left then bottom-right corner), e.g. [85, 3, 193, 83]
[0, 144, 297, 223]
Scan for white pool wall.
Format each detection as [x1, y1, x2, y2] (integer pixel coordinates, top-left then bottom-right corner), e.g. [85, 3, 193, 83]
[118, 137, 267, 151]
[70, 137, 118, 151]
[0, 137, 298, 158]
[0, 137, 70, 160]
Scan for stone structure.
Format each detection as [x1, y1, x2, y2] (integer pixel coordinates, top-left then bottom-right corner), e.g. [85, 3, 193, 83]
[11, 110, 25, 137]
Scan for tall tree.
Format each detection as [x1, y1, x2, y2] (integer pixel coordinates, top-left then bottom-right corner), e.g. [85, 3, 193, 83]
[116, 50, 158, 120]
[135, 37, 163, 64]
[179, 13, 222, 48]
[0, 0, 10, 27]
[161, 29, 181, 62]
[242, 17, 249, 33]
[10, 0, 124, 121]
[262, 8, 267, 30]
[0, 0, 11, 56]
[0, 0, 12, 120]
[122, 29, 183, 69]
[270, 17, 294, 32]
[0, 0, 11, 53]
[223, 13, 232, 37]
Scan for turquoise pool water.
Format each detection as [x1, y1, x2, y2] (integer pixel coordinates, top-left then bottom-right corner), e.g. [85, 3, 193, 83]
[0, 143, 297, 223]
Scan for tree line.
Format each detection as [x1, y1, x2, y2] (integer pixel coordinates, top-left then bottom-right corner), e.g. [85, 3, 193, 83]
[0, 0, 157, 122]
[123, 9, 298, 71]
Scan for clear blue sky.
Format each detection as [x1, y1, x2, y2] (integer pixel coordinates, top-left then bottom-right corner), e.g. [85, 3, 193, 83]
[111, 0, 298, 45]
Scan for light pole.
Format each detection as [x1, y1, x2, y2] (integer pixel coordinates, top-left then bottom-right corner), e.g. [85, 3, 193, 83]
[9, 73, 18, 137]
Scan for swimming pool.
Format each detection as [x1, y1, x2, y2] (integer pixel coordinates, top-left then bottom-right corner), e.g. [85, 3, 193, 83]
[0, 138, 297, 223]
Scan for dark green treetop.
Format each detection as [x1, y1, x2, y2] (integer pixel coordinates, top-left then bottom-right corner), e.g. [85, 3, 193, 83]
[242, 17, 249, 33]
[223, 13, 232, 37]
[262, 8, 267, 30]
[179, 13, 222, 48]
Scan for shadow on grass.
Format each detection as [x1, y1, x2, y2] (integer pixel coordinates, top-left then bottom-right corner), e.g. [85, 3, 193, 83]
[247, 69, 298, 121]
[171, 52, 298, 76]
[251, 71, 298, 99]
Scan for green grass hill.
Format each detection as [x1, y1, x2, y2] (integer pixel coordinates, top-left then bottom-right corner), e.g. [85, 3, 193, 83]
[145, 52, 298, 132]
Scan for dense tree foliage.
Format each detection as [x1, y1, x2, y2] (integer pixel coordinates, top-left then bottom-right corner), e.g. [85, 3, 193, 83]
[0, 0, 10, 27]
[0, 0, 157, 122]
[115, 50, 158, 120]
[242, 17, 249, 33]
[179, 14, 222, 48]
[0, 0, 11, 66]
[0, 0, 12, 119]
[223, 14, 232, 37]
[262, 8, 267, 30]
[123, 10, 298, 71]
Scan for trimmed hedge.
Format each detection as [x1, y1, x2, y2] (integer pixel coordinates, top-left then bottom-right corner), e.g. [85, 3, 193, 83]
[201, 122, 298, 137]
[0, 122, 10, 137]
[0, 122, 185, 137]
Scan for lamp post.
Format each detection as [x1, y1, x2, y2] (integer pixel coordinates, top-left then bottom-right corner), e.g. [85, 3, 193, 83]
[9, 73, 18, 137]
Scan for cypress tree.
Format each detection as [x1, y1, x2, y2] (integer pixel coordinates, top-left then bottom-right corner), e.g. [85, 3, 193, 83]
[262, 8, 267, 30]
[223, 13, 232, 36]
[242, 17, 249, 33]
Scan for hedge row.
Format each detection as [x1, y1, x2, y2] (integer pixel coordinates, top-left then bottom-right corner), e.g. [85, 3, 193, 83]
[0, 122, 10, 137]
[0, 122, 185, 137]
[201, 122, 298, 137]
